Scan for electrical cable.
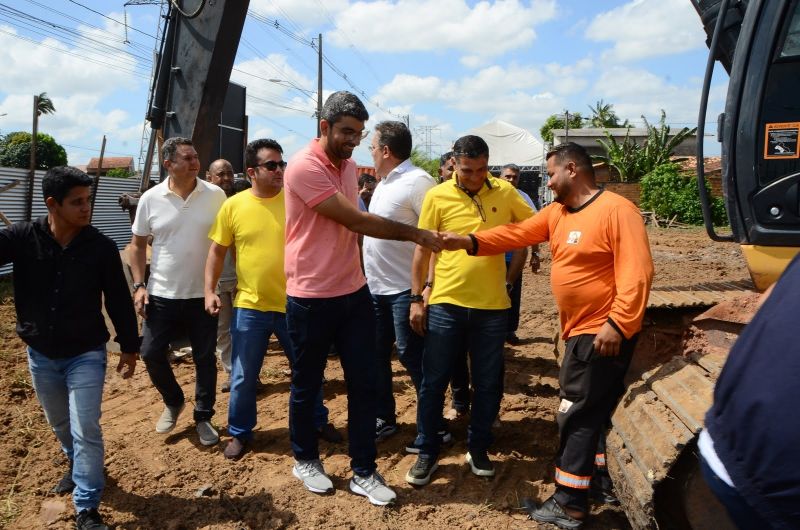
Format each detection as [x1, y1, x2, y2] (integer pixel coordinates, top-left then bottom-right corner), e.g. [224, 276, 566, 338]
[170, 0, 205, 19]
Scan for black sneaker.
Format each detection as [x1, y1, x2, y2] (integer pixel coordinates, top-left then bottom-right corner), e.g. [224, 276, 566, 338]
[375, 418, 398, 441]
[52, 462, 75, 494]
[465, 451, 495, 477]
[405, 454, 438, 486]
[76, 508, 109, 530]
[405, 430, 454, 454]
[590, 484, 620, 506]
[527, 496, 584, 530]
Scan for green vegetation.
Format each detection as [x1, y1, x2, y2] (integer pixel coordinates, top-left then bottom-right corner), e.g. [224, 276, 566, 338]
[596, 110, 696, 182]
[0, 131, 67, 170]
[410, 148, 440, 181]
[587, 99, 629, 128]
[540, 112, 585, 144]
[105, 167, 133, 178]
[640, 163, 727, 225]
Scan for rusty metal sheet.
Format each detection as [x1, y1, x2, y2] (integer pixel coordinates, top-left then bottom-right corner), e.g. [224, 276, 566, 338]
[646, 361, 715, 433]
[647, 279, 754, 309]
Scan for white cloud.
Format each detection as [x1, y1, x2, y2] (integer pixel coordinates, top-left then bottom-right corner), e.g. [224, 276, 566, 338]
[249, 0, 350, 27]
[329, 0, 557, 57]
[585, 0, 706, 62]
[592, 65, 726, 127]
[232, 54, 319, 120]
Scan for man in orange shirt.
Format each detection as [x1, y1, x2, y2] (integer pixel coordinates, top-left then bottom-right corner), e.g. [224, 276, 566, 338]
[442, 142, 653, 529]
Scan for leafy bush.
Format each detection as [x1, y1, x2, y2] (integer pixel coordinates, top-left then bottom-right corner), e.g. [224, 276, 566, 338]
[640, 163, 728, 226]
[105, 167, 133, 178]
[410, 148, 440, 181]
[0, 131, 67, 170]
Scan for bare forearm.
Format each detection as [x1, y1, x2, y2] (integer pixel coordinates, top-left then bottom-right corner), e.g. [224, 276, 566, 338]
[411, 245, 432, 294]
[507, 247, 528, 284]
[204, 244, 227, 296]
[351, 213, 422, 243]
[129, 239, 147, 284]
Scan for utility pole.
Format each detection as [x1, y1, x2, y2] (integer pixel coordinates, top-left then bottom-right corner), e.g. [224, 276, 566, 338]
[563, 110, 570, 143]
[90, 135, 106, 223]
[316, 33, 323, 138]
[25, 94, 39, 222]
[415, 125, 440, 159]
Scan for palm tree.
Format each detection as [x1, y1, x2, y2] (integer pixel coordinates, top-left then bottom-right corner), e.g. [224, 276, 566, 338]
[36, 92, 56, 117]
[588, 99, 629, 128]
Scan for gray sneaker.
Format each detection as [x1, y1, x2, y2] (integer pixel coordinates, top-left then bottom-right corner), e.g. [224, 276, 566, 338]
[155, 403, 185, 434]
[196, 421, 219, 446]
[293, 459, 334, 494]
[350, 471, 397, 506]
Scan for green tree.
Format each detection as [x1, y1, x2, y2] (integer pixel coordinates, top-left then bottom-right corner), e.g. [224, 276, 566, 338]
[587, 99, 629, 128]
[596, 109, 696, 182]
[105, 167, 132, 178]
[0, 131, 68, 170]
[36, 92, 56, 116]
[640, 163, 727, 225]
[410, 148, 440, 181]
[539, 112, 584, 144]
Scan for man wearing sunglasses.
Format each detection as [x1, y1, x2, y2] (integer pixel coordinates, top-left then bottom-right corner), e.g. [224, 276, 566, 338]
[405, 135, 534, 486]
[283, 91, 443, 506]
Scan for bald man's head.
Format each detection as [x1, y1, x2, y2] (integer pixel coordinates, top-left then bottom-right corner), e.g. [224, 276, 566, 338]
[207, 158, 234, 196]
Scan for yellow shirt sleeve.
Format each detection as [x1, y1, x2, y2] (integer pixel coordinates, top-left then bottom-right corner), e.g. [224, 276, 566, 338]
[417, 188, 440, 231]
[208, 200, 234, 247]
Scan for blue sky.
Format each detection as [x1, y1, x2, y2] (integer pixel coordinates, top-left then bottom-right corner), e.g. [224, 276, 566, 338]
[0, 0, 728, 169]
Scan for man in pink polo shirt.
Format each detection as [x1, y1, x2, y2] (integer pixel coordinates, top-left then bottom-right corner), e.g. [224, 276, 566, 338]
[284, 91, 442, 506]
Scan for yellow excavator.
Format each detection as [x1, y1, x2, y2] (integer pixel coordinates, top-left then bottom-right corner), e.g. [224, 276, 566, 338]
[606, 1, 800, 527]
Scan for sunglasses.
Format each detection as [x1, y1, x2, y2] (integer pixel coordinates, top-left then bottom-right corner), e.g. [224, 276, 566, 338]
[254, 160, 287, 171]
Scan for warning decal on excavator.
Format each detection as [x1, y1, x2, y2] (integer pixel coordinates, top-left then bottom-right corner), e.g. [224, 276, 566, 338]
[764, 122, 800, 159]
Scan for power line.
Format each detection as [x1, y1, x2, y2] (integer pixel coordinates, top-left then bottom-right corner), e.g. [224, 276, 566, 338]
[66, 0, 158, 40]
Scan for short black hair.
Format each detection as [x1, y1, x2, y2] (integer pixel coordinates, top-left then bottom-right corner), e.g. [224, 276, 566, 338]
[358, 173, 377, 187]
[245, 138, 284, 169]
[162, 136, 193, 162]
[546, 142, 594, 175]
[42, 166, 93, 204]
[439, 151, 453, 167]
[502, 163, 520, 172]
[320, 91, 369, 125]
[452, 135, 489, 160]
[233, 178, 252, 194]
[375, 121, 412, 161]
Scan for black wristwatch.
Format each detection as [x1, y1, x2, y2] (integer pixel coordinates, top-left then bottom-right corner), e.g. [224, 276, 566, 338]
[409, 293, 424, 303]
[133, 282, 147, 291]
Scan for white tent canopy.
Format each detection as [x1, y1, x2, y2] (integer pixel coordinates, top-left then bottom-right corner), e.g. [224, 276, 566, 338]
[466, 120, 545, 167]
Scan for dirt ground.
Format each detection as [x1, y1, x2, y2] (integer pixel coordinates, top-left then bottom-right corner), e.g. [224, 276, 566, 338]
[0, 227, 749, 530]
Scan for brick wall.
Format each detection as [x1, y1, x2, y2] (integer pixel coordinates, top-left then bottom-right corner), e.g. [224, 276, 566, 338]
[603, 182, 641, 205]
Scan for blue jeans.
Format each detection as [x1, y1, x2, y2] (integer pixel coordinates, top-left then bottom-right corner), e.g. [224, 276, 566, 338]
[27, 346, 106, 512]
[228, 308, 327, 440]
[286, 285, 377, 476]
[418, 303, 507, 457]
[700, 455, 770, 529]
[372, 289, 424, 422]
[140, 296, 218, 422]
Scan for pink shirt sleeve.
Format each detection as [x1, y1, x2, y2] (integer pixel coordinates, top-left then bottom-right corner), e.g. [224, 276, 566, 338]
[289, 156, 339, 209]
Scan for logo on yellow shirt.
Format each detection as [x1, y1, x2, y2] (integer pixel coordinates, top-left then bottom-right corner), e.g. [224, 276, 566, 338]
[567, 231, 582, 245]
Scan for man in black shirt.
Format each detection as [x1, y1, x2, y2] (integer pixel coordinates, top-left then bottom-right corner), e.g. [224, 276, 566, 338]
[0, 166, 139, 530]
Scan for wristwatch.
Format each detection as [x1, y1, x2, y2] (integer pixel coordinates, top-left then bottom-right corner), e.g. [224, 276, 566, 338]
[423, 281, 434, 289]
[132, 282, 147, 291]
[409, 293, 424, 303]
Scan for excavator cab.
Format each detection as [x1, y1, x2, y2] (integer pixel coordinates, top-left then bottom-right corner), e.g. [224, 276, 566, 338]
[697, 0, 800, 289]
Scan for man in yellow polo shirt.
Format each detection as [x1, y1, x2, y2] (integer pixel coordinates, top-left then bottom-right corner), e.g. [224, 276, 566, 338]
[405, 135, 534, 485]
[204, 139, 339, 460]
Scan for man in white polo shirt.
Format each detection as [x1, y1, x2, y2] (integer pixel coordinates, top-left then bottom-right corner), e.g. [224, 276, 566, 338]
[130, 137, 227, 446]
[364, 121, 447, 451]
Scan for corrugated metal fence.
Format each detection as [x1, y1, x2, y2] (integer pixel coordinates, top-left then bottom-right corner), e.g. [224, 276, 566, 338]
[0, 167, 139, 275]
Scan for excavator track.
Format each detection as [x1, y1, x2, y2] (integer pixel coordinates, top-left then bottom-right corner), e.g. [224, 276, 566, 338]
[606, 283, 760, 529]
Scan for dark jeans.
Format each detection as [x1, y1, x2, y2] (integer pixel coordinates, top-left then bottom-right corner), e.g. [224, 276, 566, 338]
[372, 289, 424, 422]
[418, 303, 507, 458]
[140, 296, 218, 422]
[450, 350, 471, 413]
[286, 285, 377, 477]
[700, 456, 771, 530]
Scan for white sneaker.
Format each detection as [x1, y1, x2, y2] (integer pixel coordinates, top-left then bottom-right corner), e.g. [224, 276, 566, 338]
[293, 459, 334, 494]
[155, 403, 185, 434]
[350, 471, 397, 506]
[196, 421, 219, 446]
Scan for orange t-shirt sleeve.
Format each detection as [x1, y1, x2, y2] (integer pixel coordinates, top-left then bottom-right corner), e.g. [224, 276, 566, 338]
[607, 203, 654, 338]
[474, 205, 552, 256]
